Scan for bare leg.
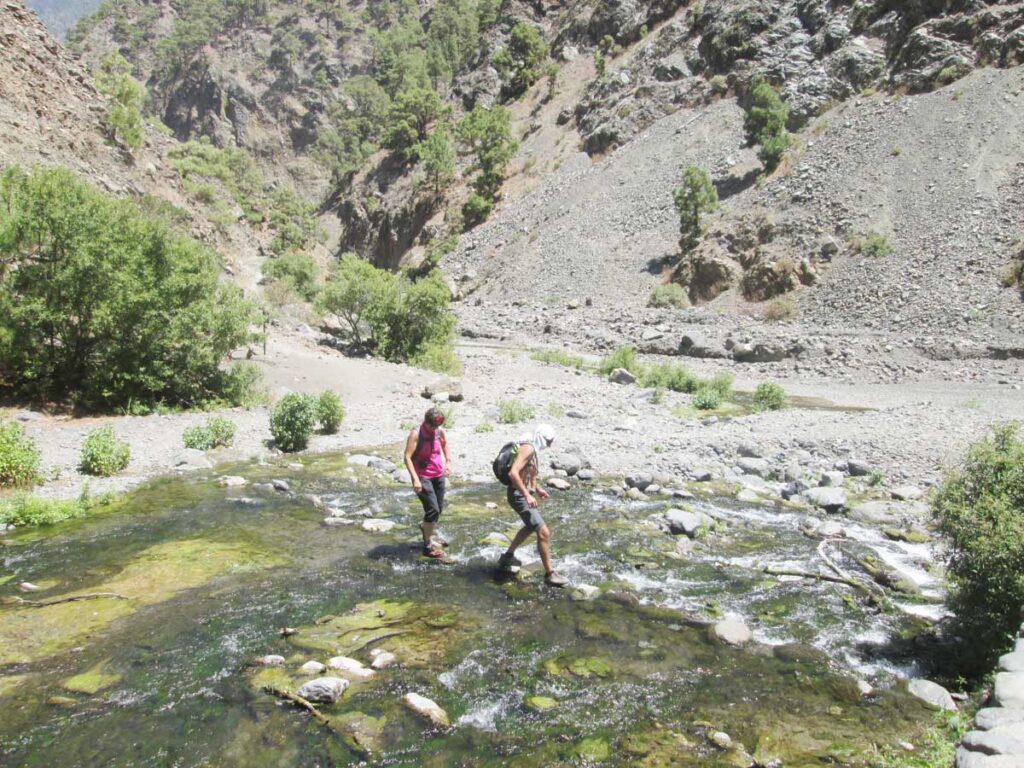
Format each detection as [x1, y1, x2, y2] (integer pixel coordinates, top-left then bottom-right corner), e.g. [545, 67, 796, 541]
[420, 521, 434, 549]
[535, 525, 553, 574]
[505, 525, 533, 556]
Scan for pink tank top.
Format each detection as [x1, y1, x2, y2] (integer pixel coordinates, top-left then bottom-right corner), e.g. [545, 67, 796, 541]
[412, 424, 445, 479]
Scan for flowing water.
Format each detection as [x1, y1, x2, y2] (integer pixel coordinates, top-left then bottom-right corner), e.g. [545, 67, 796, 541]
[0, 454, 942, 767]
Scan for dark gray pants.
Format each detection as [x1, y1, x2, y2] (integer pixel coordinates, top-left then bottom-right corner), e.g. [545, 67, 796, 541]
[417, 477, 446, 523]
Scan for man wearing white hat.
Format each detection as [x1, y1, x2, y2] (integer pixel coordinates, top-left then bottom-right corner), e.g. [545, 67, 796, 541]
[497, 424, 568, 587]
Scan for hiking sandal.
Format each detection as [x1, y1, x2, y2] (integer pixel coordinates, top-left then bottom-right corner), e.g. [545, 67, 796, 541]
[544, 571, 568, 587]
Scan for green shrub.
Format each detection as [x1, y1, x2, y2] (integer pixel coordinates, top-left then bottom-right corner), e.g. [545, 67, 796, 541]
[263, 252, 319, 302]
[94, 51, 144, 151]
[598, 346, 642, 377]
[316, 390, 345, 434]
[462, 192, 494, 228]
[706, 372, 734, 399]
[753, 382, 787, 412]
[270, 393, 317, 452]
[182, 417, 236, 450]
[851, 231, 894, 258]
[531, 349, 585, 369]
[498, 399, 535, 424]
[744, 76, 791, 172]
[692, 386, 722, 410]
[0, 167, 255, 410]
[474, 422, 494, 433]
[410, 339, 462, 374]
[80, 426, 130, 476]
[932, 422, 1024, 678]
[219, 363, 267, 408]
[0, 421, 41, 488]
[0, 488, 113, 527]
[673, 166, 718, 254]
[492, 22, 548, 98]
[642, 363, 697, 393]
[649, 283, 690, 308]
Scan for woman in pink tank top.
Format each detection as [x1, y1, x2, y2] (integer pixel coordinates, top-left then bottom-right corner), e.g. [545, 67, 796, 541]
[404, 406, 451, 558]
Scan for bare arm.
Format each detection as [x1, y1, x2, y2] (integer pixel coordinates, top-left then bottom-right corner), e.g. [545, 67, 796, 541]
[403, 430, 422, 492]
[440, 428, 452, 476]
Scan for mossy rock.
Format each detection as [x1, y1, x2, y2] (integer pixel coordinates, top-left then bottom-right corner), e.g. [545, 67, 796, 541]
[543, 655, 613, 679]
[620, 725, 696, 767]
[287, 600, 466, 668]
[326, 711, 387, 757]
[0, 539, 283, 665]
[574, 736, 610, 762]
[0, 674, 28, 697]
[525, 695, 559, 712]
[61, 660, 121, 694]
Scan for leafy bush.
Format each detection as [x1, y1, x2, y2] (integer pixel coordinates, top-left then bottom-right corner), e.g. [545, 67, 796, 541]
[182, 417, 236, 450]
[474, 422, 494, 433]
[531, 350, 585, 369]
[461, 193, 494, 228]
[673, 166, 718, 254]
[649, 283, 690, 308]
[642, 363, 697, 393]
[932, 422, 1024, 678]
[706, 372, 734, 399]
[0, 421, 40, 488]
[270, 394, 317, 452]
[753, 382, 787, 412]
[263, 252, 319, 302]
[316, 390, 345, 434]
[0, 167, 256, 410]
[692, 386, 722, 410]
[498, 399, 535, 424]
[763, 297, 798, 322]
[598, 346, 641, 377]
[80, 426, 130, 476]
[219, 363, 267, 408]
[851, 231, 894, 258]
[0, 488, 113, 527]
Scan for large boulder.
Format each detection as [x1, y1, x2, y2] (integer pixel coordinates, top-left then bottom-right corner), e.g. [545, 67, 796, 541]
[907, 678, 956, 711]
[801, 487, 848, 512]
[664, 508, 713, 538]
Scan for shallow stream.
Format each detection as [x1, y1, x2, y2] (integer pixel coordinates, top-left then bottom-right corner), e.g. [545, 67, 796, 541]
[0, 453, 942, 766]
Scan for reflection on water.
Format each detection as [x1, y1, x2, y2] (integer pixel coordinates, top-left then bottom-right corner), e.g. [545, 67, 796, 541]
[0, 455, 938, 766]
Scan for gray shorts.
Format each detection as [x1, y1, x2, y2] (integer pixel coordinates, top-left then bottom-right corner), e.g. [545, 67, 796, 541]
[507, 486, 545, 531]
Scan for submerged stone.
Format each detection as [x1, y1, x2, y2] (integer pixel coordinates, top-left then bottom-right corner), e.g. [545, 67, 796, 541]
[296, 676, 348, 704]
[574, 737, 610, 762]
[287, 600, 465, 668]
[328, 656, 375, 681]
[327, 711, 387, 757]
[403, 692, 450, 727]
[46, 696, 78, 707]
[526, 695, 558, 712]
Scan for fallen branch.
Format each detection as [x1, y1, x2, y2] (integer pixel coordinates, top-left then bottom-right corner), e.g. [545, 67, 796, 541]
[263, 685, 332, 728]
[6, 592, 129, 607]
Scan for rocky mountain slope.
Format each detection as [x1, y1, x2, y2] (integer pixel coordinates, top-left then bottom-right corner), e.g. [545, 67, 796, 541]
[7, 0, 1024, 357]
[0, 0, 275, 289]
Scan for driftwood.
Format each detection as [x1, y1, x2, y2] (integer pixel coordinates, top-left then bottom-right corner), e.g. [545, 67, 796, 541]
[5, 592, 129, 607]
[262, 685, 332, 728]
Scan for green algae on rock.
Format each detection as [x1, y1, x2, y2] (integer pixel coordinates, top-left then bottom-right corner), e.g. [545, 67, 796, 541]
[61, 660, 121, 694]
[0, 538, 284, 665]
[525, 695, 559, 712]
[286, 600, 466, 668]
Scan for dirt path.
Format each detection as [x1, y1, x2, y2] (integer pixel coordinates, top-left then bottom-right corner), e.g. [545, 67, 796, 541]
[7, 327, 1024, 504]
